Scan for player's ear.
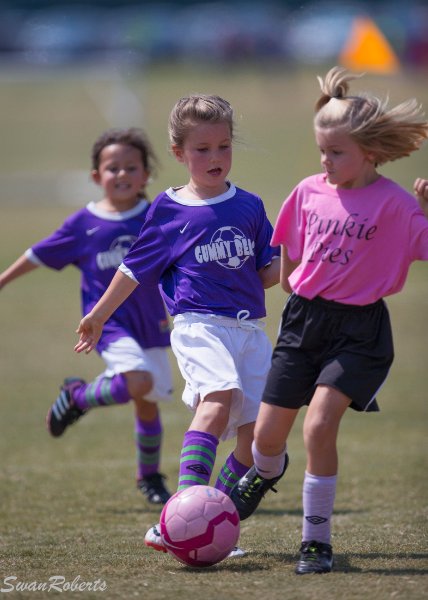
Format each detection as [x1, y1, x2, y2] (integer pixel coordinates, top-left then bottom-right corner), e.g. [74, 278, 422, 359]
[91, 170, 101, 185]
[365, 150, 376, 164]
[171, 145, 184, 163]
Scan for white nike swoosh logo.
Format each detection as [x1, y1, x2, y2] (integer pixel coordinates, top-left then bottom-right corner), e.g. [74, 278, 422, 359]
[86, 226, 100, 236]
[179, 221, 190, 234]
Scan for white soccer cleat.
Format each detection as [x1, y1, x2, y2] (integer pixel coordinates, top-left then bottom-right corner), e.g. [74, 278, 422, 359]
[226, 546, 246, 558]
[144, 524, 166, 553]
[144, 523, 246, 558]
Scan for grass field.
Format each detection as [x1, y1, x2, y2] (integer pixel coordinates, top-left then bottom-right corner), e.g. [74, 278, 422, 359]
[0, 63, 427, 599]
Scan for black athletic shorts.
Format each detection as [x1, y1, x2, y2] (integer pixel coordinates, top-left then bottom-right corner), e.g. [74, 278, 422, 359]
[263, 294, 394, 412]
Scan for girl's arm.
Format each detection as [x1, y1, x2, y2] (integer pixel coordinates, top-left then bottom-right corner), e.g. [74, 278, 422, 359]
[258, 256, 280, 289]
[414, 178, 428, 218]
[0, 255, 39, 291]
[74, 269, 138, 354]
[280, 245, 299, 294]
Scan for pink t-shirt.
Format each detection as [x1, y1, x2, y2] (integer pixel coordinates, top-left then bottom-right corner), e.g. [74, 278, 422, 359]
[272, 174, 428, 305]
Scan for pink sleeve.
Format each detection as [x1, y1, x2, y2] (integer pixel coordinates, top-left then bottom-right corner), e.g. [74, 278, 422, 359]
[409, 210, 428, 261]
[271, 187, 305, 262]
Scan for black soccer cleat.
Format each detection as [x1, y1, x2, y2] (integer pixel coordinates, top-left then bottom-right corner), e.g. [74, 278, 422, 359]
[137, 473, 171, 505]
[46, 377, 87, 437]
[230, 453, 289, 520]
[295, 540, 333, 575]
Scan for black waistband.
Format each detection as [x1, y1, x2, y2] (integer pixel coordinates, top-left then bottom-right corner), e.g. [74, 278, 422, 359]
[293, 293, 384, 312]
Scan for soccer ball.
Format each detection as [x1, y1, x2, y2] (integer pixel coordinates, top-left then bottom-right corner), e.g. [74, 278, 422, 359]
[211, 226, 252, 269]
[160, 485, 240, 568]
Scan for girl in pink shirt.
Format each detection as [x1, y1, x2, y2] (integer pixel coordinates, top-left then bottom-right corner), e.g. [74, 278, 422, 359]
[231, 66, 428, 574]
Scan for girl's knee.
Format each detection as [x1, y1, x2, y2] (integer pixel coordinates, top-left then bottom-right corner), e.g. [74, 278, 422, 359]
[124, 370, 154, 400]
[254, 403, 297, 453]
[190, 396, 231, 437]
[303, 416, 337, 456]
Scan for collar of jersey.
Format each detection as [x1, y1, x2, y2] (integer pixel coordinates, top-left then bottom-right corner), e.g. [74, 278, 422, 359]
[86, 199, 149, 221]
[166, 183, 236, 206]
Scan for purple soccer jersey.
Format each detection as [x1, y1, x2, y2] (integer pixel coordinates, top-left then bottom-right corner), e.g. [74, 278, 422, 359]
[27, 200, 170, 352]
[122, 184, 277, 319]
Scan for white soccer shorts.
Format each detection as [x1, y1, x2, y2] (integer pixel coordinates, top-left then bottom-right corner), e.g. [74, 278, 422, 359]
[101, 337, 174, 403]
[170, 312, 272, 440]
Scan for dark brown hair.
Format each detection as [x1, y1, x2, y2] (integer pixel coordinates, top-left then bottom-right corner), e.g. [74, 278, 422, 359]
[91, 128, 159, 176]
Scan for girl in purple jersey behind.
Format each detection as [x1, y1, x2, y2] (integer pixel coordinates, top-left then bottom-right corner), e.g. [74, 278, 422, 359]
[0, 128, 174, 505]
[74, 94, 280, 558]
[230, 66, 428, 574]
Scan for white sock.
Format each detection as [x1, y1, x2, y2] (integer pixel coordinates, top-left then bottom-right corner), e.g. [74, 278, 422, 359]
[252, 440, 287, 479]
[302, 471, 337, 545]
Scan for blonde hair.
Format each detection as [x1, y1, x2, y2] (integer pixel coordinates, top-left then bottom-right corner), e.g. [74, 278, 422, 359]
[314, 66, 428, 165]
[168, 94, 234, 148]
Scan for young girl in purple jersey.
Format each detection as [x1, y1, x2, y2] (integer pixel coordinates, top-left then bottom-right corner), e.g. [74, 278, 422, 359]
[0, 128, 174, 505]
[230, 66, 428, 574]
[74, 94, 280, 557]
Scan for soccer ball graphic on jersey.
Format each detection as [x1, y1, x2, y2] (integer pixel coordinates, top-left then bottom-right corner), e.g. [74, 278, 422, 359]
[109, 235, 137, 264]
[160, 485, 240, 567]
[211, 226, 254, 269]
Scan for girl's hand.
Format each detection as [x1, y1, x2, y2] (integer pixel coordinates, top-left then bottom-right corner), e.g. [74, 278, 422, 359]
[74, 314, 104, 354]
[73, 269, 138, 354]
[414, 178, 428, 218]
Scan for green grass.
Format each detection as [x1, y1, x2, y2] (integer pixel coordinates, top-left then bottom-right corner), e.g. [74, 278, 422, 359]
[0, 64, 427, 599]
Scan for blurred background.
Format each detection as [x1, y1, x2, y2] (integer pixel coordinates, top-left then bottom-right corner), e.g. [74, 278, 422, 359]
[1, 0, 427, 70]
[1, 0, 427, 209]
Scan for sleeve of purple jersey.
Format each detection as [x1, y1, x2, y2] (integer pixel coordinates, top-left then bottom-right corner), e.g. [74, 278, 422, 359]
[30, 217, 82, 270]
[122, 218, 173, 286]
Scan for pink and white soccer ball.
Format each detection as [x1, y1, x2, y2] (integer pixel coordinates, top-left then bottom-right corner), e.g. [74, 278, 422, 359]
[160, 485, 240, 567]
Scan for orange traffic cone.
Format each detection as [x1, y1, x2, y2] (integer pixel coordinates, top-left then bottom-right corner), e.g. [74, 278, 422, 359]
[339, 16, 400, 74]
